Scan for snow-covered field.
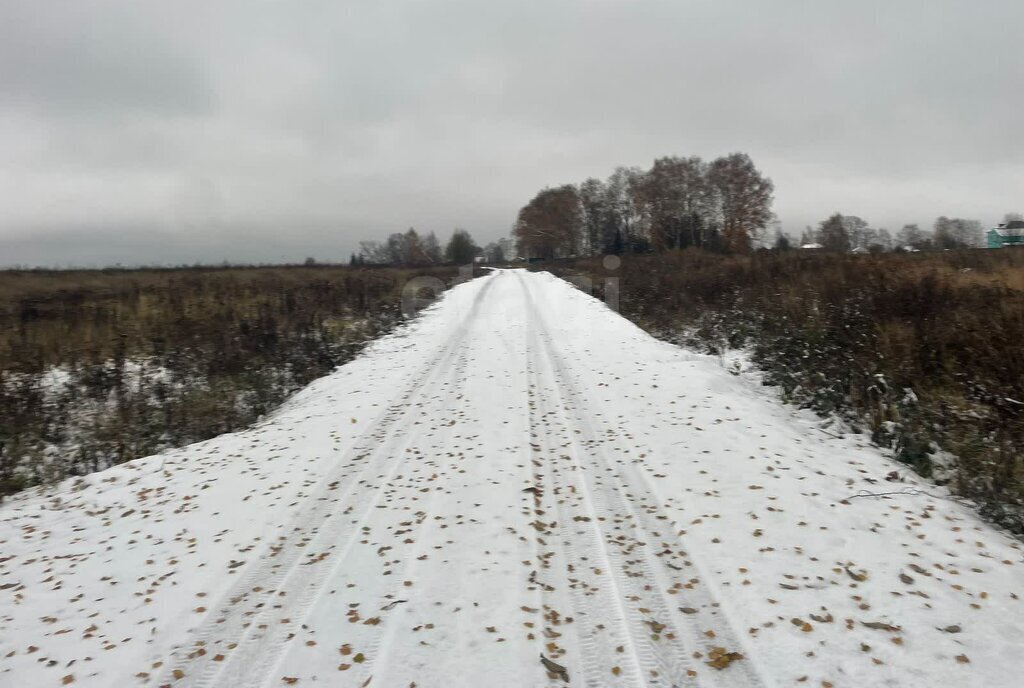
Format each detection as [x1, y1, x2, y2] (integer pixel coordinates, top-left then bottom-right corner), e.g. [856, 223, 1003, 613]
[2, 269, 1022, 687]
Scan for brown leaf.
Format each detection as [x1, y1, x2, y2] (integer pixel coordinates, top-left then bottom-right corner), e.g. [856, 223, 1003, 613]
[706, 646, 744, 670]
[845, 567, 868, 582]
[646, 620, 666, 634]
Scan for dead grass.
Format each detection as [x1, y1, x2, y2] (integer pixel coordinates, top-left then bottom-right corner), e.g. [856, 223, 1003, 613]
[545, 248, 1024, 534]
[0, 263, 462, 496]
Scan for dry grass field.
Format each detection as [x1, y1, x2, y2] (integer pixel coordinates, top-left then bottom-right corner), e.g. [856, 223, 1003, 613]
[545, 248, 1024, 533]
[0, 264, 461, 495]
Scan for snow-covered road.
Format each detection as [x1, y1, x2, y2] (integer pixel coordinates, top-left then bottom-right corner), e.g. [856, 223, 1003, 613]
[2, 269, 1022, 688]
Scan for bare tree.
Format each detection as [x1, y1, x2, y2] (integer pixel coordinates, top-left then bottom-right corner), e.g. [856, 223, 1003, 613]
[514, 186, 583, 259]
[635, 156, 712, 251]
[605, 167, 647, 253]
[578, 178, 606, 257]
[818, 213, 851, 252]
[422, 231, 442, 263]
[497, 237, 514, 260]
[896, 223, 929, 250]
[842, 216, 869, 249]
[358, 240, 390, 265]
[384, 233, 406, 265]
[934, 217, 981, 249]
[482, 241, 506, 263]
[871, 228, 893, 252]
[707, 153, 774, 253]
[444, 228, 479, 264]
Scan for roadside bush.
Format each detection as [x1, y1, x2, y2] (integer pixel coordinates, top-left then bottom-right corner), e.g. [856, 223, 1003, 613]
[545, 249, 1024, 534]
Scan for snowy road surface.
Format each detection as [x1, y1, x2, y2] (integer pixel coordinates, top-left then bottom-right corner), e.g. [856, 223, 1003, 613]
[2, 269, 1023, 688]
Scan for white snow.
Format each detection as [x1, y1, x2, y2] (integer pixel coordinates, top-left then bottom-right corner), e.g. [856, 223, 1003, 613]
[2, 269, 1022, 688]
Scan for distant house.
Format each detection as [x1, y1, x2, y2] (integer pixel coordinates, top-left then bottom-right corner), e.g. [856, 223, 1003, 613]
[988, 220, 1024, 248]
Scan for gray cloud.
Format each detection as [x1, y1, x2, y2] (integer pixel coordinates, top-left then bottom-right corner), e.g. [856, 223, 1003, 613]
[0, 0, 1022, 266]
[0, 2, 214, 117]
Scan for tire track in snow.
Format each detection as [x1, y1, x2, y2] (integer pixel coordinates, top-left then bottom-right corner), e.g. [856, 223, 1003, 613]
[514, 302, 552, 687]
[344, 273, 542, 687]
[524, 290, 637, 687]
[524, 273, 766, 688]
[241, 340, 477, 688]
[336, 340, 477, 688]
[152, 273, 500, 688]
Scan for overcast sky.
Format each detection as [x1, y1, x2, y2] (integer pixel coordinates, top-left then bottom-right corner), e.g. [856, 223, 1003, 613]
[0, 0, 1021, 266]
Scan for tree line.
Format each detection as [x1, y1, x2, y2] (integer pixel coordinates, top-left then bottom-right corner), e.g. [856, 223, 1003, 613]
[786, 214, 1011, 253]
[514, 152, 775, 259]
[353, 227, 514, 266]
[353, 169, 1017, 265]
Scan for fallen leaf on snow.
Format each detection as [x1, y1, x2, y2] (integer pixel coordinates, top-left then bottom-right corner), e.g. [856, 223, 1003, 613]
[706, 646, 744, 670]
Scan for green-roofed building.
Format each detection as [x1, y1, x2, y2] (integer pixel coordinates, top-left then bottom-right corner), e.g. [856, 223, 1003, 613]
[988, 220, 1024, 248]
